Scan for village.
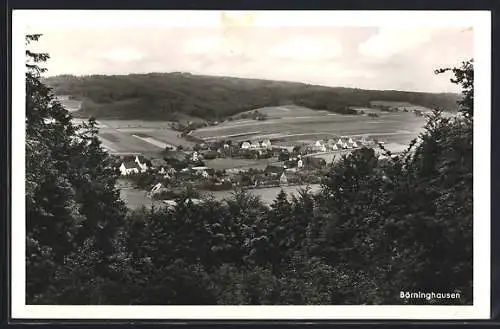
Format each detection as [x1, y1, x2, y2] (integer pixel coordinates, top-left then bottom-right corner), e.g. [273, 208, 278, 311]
[115, 135, 386, 208]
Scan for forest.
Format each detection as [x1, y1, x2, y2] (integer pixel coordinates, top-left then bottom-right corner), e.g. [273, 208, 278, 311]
[43, 71, 460, 121]
[27, 34, 473, 305]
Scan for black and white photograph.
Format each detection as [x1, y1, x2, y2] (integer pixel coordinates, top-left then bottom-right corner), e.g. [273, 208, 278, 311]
[11, 10, 491, 320]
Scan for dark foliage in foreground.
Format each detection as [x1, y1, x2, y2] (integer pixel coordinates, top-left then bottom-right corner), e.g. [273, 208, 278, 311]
[27, 35, 472, 305]
[44, 72, 459, 121]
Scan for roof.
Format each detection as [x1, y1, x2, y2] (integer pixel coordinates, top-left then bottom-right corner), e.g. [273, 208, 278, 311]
[122, 161, 141, 170]
[192, 166, 209, 170]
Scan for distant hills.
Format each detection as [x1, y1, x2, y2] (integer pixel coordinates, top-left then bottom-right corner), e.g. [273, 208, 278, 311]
[44, 73, 461, 121]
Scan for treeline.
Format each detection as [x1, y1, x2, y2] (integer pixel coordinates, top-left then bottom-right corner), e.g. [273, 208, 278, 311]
[43, 72, 460, 121]
[28, 35, 472, 305]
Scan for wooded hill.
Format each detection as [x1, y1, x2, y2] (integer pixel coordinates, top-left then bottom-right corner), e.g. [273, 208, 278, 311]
[44, 73, 460, 121]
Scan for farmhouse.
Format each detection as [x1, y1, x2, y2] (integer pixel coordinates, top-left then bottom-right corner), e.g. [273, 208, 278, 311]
[250, 141, 261, 149]
[119, 161, 141, 176]
[261, 139, 272, 149]
[241, 141, 251, 149]
[134, 156, 148, 172]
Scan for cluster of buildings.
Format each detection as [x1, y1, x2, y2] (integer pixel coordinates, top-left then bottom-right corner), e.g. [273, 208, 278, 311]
[239, 139, 272, 150]
[309, 137, 369, 153]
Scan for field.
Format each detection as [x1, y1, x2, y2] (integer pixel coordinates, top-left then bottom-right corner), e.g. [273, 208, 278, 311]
[205, 157, 280, 171]
[192, 106, 428, 147]
[71, 119, 194, 155]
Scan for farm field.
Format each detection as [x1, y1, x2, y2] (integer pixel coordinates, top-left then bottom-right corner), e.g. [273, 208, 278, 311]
[205, 157, 280, 171]
[236, 105, 331, 119]
[192, 106, 428, 146]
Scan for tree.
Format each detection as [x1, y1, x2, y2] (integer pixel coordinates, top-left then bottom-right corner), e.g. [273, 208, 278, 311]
[25, 35, 126, 303]
[435, 59, 473, 118]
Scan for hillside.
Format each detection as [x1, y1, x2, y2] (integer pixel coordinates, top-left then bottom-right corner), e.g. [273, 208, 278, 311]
[44, 73, 460, 121]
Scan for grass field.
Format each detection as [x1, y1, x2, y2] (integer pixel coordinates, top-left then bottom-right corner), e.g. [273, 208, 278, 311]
[235, 105, 331, 119]
[192, 106, 427, 146]
[79, 119, 195, 155]
[205, 157, 279, 171]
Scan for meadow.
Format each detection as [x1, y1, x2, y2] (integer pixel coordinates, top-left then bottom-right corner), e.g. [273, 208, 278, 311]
[94, 119, 195, 154]
[192, 106, 428, 146]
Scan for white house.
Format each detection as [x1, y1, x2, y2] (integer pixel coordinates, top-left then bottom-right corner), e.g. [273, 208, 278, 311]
[191, 151, 199, 162]
[223, 143, 230, 149]
[250, 141, 261, 149]
[134, 156, 148, 172]
[279, 172, 288, 185]
[314, 140, 324, 147]
[297, 159, 304, 168]
[330, 144, 338, 151]
[241, 141, 251, 149]
[119, 161, 141, 175]
[348, 137, 354, 144]
[261, 139, 272, 149]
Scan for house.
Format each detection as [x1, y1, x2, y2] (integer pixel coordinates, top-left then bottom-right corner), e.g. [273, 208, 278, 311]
[223, 143, 230, 149]
[261, 139, 272, 149]
[250, 141, 261, 149]
[279, 172, 288, 185]
[191, 151, 199, 162]
[330, 144, 339, 151]
[119, 161, 141, 175]
[135, 156, 148, 172]
[297, 159, 304, 168]
[241, 141, 251, 149]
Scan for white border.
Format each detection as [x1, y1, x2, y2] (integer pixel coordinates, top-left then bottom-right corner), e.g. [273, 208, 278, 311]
[11, 10, 491, 320]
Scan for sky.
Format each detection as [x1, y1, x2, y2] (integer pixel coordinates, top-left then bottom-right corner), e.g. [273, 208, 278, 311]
[26, 13, 474, 93]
